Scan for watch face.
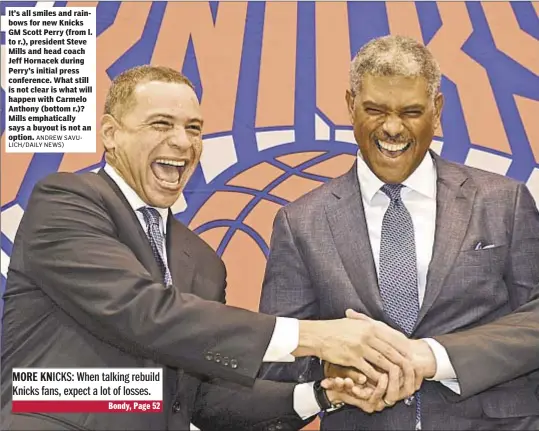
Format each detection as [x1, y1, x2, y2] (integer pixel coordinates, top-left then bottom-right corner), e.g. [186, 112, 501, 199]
[327, 402, 345, 412]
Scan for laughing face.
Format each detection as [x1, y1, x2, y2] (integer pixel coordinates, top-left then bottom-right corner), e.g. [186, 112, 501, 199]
[101, 81, 203, 208]
[346, 74, 443, 184]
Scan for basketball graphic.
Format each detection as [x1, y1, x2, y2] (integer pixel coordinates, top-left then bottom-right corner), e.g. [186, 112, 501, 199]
[189, 147, 357, 311]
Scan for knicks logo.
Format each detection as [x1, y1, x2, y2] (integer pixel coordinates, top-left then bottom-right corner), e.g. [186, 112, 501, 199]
[1, 2, 539, 315]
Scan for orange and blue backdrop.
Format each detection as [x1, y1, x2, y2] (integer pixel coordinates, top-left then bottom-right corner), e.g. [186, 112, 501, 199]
[1, 0, 538, 350]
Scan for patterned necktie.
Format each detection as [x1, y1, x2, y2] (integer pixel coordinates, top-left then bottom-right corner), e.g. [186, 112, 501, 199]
[378, 184, 421, 430]
[137, 207, 172, 286]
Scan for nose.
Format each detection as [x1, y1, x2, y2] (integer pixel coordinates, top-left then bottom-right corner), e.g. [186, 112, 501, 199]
[168, 127, 193, 150]
[382, 115, 404, 138]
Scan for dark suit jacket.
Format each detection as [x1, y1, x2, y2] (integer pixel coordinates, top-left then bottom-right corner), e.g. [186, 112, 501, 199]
[259, 152, 539, 430]
[1, 170, 306, 431]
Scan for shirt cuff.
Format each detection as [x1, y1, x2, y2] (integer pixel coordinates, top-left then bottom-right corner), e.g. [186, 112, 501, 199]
[422, 338, 461, 394]
[293, 382, 321, 419]
[262, 317, 299, 362]
[422, 338, 457, 380]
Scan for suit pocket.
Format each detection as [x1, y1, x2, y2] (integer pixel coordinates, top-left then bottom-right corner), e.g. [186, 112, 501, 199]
[481, 385, 539, 418]
[456, 245, 507, 268]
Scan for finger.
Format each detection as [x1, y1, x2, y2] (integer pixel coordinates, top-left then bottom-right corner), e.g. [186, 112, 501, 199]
[333, 377, 346, 391]
[356, 372, 368, 385]
[329, 390, 376, 414]
[343, 377, 356, 391]
[354, 358, 383, 383]
[362, 345, 406, 376]
[325, 363, 367, 385]
[343, 368, 368, 385]
[367, 337, 409, 371]
[400, 356, 416, 399]
[371, 325, 410, 357]
[320, 378, 336, 390]
[382, 363, 400, 405]
[415, 373, 423, 392]
[369, 372, 388, 405]
[345, 309, 372, 321]
[374, 399, 387, 412]
[351, 385, 374, 400]
[343, 368, 367, 385]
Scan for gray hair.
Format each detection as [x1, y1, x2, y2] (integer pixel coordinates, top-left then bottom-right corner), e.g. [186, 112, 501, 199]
[349, 35, 441, 100]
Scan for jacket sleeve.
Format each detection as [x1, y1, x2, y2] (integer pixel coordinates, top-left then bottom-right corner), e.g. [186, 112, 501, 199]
[20, 173, 276, 387]
[258, 207, 324, 384]
[192, 378, 308, 431]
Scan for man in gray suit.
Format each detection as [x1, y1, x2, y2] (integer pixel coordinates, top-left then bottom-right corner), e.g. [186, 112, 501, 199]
[1, 65, 415, 430]
[259, 35, 539, 430]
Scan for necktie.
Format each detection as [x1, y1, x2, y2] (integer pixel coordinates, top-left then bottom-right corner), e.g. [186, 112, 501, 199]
[137, 207, 172, 286]
[378, 184, 421, 430]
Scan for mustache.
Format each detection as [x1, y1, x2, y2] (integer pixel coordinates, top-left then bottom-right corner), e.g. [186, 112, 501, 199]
[372, 132, 413, 145]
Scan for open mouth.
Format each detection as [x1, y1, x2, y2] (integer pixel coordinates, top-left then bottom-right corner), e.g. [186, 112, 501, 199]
[375, 139, 412, 158]
[150, 158, 186, 187]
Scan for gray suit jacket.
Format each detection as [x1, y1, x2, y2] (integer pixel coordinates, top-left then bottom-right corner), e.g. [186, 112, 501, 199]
[1, 170, 306, 431]
[259, 152, 539, 430]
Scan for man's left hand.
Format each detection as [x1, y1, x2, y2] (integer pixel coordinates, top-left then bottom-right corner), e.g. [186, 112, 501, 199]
[326, 310, 437, 407]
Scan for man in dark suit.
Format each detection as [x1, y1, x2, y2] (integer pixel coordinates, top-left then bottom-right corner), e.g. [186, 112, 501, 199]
[1, 65, 414, 431]
[259, 35, 539, 430]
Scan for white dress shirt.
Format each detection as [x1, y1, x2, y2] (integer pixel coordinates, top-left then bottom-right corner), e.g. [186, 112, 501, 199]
[103, 164, 311, 424]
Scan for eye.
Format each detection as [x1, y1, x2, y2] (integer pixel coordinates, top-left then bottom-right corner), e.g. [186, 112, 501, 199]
[187, 124, 202, 134]
[365, 108, 383, 115]
[151, 121, 172, 130]
[402, 111, 422, 118]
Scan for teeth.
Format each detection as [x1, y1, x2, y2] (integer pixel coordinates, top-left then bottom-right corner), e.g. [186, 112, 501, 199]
[155, 159, 185, 167]
[377, 140, 409, 152]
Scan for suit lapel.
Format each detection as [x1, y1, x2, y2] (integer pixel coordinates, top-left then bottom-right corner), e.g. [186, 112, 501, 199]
[166, 212, 195, 294]
[325, 165, 385, 320]
[97, 169, 164, 283]
[415, 153, 476, 328]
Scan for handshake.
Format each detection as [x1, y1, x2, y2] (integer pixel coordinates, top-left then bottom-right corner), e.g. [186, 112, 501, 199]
[295, 310, 437, 413]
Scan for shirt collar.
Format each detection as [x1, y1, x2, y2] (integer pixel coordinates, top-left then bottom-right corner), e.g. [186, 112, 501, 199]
[356, 149, 437, 202]
[103, 163, 169, 232]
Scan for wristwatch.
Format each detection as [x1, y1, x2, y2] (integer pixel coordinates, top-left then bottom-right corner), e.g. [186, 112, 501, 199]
[313, 380, 345, 413]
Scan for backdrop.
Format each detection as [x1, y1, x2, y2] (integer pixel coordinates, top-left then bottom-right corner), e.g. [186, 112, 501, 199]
[1, 1, 538, 416]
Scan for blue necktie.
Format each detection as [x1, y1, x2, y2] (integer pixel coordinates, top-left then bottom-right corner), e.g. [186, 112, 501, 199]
[138, 207, 172, 286]
[379, 184, 421, 430]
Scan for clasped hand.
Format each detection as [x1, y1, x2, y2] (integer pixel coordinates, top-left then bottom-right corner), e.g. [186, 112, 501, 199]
[319, 310, 436, 413]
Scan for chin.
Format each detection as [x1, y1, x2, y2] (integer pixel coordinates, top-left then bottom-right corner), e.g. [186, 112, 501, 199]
[156, 195, 180, 209]
[144, 188, 179, 209]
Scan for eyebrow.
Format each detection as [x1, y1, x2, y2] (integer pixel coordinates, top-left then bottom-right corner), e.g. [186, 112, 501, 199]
[362, 101, 389, 110]
[146, 113, 204, 125]
[400, 104, 425, 111]
[362, 101, 425, 111]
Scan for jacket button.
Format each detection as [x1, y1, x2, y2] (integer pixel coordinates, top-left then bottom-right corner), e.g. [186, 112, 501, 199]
[214, 353, 221, 363]
[172, 402, 181, 413]
[268, 425, 276, 431]
[223, 357, 229, 366]
[230, 359, 238, 369]
[404, 396, 414, 406]
[205, 352, 213, 361]
[276, 423, 283, 430]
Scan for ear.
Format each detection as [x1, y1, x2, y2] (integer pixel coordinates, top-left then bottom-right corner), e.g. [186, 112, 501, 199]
[345, 89, 356, 125]
[433, 92, 444, 130]
[100, 114, 119, 153]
